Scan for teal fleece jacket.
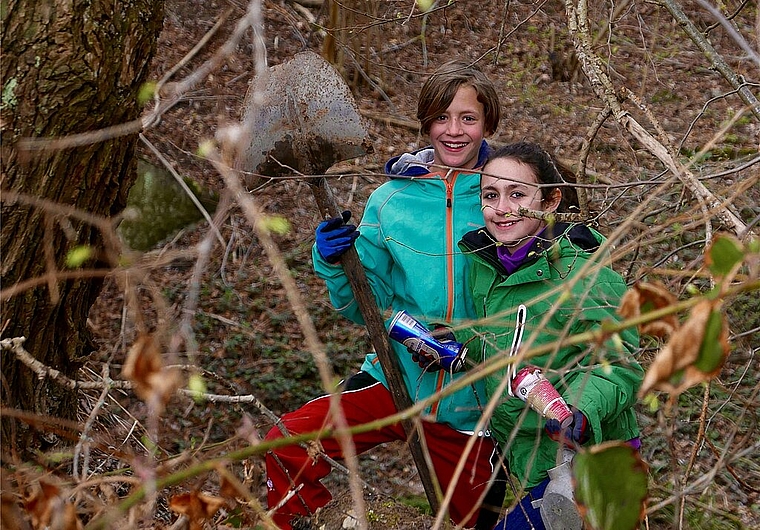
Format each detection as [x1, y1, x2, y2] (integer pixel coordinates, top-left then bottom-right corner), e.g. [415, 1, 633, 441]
[312, 144, 491, 432]
[458, 223, 643, 487]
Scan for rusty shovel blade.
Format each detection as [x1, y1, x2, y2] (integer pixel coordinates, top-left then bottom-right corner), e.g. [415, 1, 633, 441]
[236, 51, 372, 187]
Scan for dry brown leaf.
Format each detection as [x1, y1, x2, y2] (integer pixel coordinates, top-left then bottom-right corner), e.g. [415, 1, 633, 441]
[122, 334, 180, 406]
[305, 439, 325, 465]
[23, 479, 60, 529]
[618, 281, 679, 338]
[218, 466, 252, 503]
[169, 491, 226, 530]
[50, 502, 83, 530]
[638, 299, 729, 398]
[3, 489, 31, 530]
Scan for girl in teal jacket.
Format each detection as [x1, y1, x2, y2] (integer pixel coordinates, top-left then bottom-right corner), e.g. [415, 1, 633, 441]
[458, 142, 643, 529]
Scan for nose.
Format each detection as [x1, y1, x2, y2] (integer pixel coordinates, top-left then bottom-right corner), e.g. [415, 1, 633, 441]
[486, 199, 512, 218]
[446, 118, 463, 135]
[496, 197, 516, 216]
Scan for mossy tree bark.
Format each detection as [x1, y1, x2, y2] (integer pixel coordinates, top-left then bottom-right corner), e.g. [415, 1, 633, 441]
[0, 0, 165, 455]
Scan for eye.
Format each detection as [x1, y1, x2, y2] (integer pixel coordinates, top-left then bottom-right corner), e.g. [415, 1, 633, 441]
[510, 190, 527, 200]
[462, 115, 476, 122]
[435, 115, 448, 122]
[482, 191, 498, 201]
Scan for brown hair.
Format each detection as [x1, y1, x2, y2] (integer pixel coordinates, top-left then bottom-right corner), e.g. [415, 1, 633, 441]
[484, 142, 579, 213]
[417, 60, 501, 136]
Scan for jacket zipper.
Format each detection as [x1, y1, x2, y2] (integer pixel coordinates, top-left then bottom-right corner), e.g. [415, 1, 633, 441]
[433, 172, 457, 419]
[444, 171, 457, 322]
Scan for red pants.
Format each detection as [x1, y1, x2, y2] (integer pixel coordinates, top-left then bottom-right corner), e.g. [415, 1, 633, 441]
[264, 373, 498, 529]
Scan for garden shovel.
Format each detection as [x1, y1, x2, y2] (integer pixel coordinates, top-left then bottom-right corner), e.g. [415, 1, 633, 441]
[236, 51, 441, 513]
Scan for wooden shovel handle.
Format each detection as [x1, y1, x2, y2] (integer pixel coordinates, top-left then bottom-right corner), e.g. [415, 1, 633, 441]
[309, 177, 441, 513]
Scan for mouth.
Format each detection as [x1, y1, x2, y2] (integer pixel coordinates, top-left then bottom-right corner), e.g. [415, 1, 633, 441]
[441, 141, 468, 150]
[493, 219, 520, 229]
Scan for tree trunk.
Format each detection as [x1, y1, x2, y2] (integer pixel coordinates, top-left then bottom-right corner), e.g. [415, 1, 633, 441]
[0, 0, 165, 455]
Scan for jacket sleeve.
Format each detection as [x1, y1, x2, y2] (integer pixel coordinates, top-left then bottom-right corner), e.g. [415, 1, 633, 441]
[560, 275, 643, 445]
[312, 196, 396, 326]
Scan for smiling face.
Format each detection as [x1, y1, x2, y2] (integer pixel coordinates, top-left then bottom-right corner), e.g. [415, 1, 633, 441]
[428, 85, 487, 171]
[480, 157, 561, 252]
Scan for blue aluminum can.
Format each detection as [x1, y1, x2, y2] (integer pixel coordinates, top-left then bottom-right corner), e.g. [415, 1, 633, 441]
[388, 310, 468, 372]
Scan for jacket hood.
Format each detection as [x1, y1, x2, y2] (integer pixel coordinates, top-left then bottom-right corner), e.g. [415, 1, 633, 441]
[384, 140, 492, 177]
[459, 222, 603, 273]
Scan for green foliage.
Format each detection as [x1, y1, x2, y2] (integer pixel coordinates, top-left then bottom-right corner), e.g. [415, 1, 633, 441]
[397, 494, 432, 515]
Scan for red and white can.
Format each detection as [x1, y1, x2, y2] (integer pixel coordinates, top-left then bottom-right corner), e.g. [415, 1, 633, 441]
[511, 366, 572, 422]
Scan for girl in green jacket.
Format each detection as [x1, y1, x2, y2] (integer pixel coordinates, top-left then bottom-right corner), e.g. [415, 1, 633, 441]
[458, 142, 643, 530]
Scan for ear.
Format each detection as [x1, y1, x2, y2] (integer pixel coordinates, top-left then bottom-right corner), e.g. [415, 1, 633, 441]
[545, 188, 562, 212]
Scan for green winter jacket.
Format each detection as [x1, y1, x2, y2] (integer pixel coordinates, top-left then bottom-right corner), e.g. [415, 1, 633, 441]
[458, 223, 643, 487]
[312, 145, 490, 432]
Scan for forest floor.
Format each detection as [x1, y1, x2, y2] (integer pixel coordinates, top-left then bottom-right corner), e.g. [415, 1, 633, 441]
[82, 0, 759, 529]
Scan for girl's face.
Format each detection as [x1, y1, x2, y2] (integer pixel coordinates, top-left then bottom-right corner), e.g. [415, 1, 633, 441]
[480, 158, 561, 252]
[429, 85, 487, 171]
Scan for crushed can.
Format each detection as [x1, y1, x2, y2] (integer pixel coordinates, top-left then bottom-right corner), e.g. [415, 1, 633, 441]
[388, 310, 468, 372]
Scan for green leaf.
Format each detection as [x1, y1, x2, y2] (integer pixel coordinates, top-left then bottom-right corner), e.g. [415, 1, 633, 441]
[643, 393, 659, 413]
[187, 373, 207, 403]
[138, 81, 157, 106]
[574, 442, 648, 530]
[416, 0, 435, 11]
[65, 245, 93, 268]
[693, 310, 726, 373]
[707, 235, 743, 276]
[747, 237, 759, 253]
[261, 215, 291, 235]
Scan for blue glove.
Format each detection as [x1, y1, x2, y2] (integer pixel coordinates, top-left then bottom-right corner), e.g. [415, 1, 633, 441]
[545, 406, 591, 447]
[315, 210, 359, 263]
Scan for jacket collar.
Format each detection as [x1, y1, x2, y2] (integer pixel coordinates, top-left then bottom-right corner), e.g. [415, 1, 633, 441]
[384, 140, 492, 177]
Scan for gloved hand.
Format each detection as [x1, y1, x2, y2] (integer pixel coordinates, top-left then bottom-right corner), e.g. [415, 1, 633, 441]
[408, 326, 462, 372]
[545, 406, 591, 447]
[315, 210, 359, 264]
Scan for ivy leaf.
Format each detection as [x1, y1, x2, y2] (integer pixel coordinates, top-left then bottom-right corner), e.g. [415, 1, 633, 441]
[574, 442, 648, 530]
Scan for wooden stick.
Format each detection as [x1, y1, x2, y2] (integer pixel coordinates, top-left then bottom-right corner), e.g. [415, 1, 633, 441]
[309, 177, 442, 514]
